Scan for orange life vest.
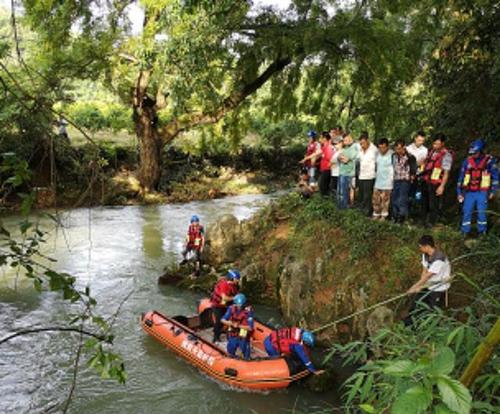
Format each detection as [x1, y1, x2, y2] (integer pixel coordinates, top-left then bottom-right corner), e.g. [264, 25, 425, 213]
[226, 305, 253, 338]
[422, 149, 450, 184]
[305, 142, 320, 168]
[187, 224, 204, 250]
[462, 155, 492, 192]
[270, 327, 302, 354]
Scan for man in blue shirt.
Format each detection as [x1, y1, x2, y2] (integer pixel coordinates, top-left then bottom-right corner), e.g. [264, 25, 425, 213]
[457, 139, 498, 235]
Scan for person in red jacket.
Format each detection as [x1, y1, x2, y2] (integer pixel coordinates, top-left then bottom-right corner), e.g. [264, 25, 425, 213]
[180, 215, 205, 277]
[318, 131, 334, 196]
[299, 130, 321, 185]
[210, 269, 240, 343]
[264, 327, 324, 374]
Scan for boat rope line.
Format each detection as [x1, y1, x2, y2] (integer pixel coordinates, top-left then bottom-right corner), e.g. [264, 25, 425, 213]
[310, 270, 462, 335]
[310, 292, 409, 334]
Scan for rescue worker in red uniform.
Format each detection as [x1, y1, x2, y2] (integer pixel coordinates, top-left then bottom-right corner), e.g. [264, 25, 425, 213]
[420, 134, 453, 227]
[457, 139, 498, 235]
[210, 269, 240, 343]
[299, 130, 321, 185]
[264, 327, 324, 374]
[181, 215, 205, 277]
[221, 293, 254, 359]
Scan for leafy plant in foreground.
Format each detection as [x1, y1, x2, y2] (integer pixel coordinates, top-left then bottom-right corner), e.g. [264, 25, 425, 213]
[326, 301, 499, 414]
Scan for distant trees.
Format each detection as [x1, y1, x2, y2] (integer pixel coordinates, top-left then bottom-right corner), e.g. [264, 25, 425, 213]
[3, 0, 498, 191]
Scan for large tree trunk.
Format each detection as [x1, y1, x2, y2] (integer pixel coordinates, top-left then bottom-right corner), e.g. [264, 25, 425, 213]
[132, 56, 291, 191]
[136, 104, 161, 192]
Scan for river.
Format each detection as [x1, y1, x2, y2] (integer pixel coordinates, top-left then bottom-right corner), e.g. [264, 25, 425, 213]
[0, 194, 340, 414]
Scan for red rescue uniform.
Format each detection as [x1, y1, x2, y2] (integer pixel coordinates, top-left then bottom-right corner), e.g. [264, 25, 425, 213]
[210, 279, 239, 308]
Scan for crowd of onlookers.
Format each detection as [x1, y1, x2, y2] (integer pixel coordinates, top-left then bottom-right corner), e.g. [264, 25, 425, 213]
[298, 128, 498, 234]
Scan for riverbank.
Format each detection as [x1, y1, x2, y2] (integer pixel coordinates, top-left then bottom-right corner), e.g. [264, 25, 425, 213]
[1, 142, 300, 212]
[160, 193, 499, 344]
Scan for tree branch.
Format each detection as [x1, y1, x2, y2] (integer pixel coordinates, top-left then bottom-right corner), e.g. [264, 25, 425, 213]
[0, 62, 99, 146]
[159, 55, 292, 142]
[0, 327, 106, 345]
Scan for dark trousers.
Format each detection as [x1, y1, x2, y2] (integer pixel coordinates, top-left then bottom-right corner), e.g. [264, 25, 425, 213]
[422, 182, 443, 225]
[392, 180, 411, 219]
[212, 307, 227, 341]
[330, 176, 338, 199]
[404, 289, 446, 326]
[358, 179, 375, 216]
[319, 170, 331, 196]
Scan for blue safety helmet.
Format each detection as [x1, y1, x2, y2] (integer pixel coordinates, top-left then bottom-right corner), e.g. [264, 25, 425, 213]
[233, 293, 246, 307]
[302, 330, 315, 347]
[468, 139, 485, 154]
[227, 269, 241, 280]
[190, 215, 200, 223]
[307, 130, 317, 139]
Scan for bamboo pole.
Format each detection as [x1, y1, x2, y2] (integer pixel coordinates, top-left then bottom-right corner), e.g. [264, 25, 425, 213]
[460, 317, 500, 388]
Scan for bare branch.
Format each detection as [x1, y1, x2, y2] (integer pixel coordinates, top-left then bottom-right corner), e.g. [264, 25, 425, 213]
[0, 62, 99, 147]
[0, 327, 106, 345]
[118, 53, 140, 64]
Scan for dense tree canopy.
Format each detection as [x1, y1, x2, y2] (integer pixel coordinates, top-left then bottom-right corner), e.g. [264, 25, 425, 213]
[1, 0, 499, 190]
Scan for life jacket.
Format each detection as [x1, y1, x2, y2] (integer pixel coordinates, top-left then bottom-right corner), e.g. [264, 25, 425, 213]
[187, 224, 204, 250]
[226, 305, 253, 338]
[305, 142, 320, 168]
[210, 279, 238, 307]
[270, 327, 302, 355]
[422, 149, 452, 185]
[461, 155, 492, 192]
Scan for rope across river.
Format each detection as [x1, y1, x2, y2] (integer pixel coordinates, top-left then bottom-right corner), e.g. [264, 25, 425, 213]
[310, 251, 487, 335]
[310, 292, 410, 334]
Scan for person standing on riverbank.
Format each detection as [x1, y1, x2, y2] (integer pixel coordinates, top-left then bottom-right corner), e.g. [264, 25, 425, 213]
[457, 139, 498, 236]
[222, 293, 254, 359]
[391, 140, 417, 224]
[406, 131, 428, 213]
[337, 132, 358, 209]
[300, 130, 321, 185]
[181, 215, 205, 277]
[357, 132, 377, 216]
[330, 136, 343, 199]
[421, 134, 453, 228]
[210, 269, 240, 343]
[319, 132, 334, 197]
[405, 235, 451, 325]
[372, 139, 394, 221]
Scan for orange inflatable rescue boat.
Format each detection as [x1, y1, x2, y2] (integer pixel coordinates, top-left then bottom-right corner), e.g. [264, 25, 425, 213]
[141, 298, 310, 390]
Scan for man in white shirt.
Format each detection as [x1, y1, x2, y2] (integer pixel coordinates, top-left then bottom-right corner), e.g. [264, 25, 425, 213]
[406, 131, 428, 167]
[357, 132, 378, 216]
[406, 131, 428, 211]
[404, 235, 451, 325]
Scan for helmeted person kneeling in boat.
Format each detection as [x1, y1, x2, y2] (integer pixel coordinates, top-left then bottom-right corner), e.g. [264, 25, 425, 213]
[210, 270, 240, 343]
[221, 293, 254, 360]
[180, 215, 205, 277]
[264, 327, 324, 375]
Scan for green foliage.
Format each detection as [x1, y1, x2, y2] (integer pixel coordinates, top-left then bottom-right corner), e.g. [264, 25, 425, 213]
[327, 303, 499, 413]
[63, 101, 132, 132]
